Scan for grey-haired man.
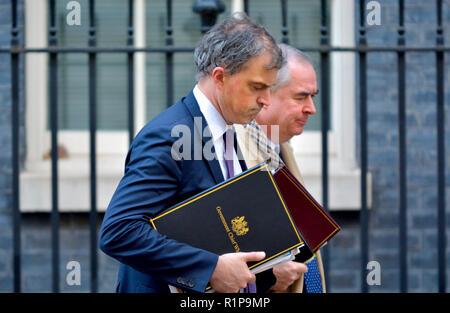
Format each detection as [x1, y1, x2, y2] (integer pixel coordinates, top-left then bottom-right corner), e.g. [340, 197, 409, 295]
[236, 44, 324, 293]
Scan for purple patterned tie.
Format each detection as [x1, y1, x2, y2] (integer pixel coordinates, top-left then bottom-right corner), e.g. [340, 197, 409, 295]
[223, 128, 234, 180]
[223, 128, 257, 293]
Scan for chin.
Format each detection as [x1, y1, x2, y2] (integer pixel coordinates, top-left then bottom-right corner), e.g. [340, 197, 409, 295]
[239, 118, 253, 125]
[236, 114, 255, 125]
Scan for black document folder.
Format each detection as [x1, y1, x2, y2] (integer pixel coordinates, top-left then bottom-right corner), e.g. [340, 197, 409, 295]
[150, 162, 313, 273]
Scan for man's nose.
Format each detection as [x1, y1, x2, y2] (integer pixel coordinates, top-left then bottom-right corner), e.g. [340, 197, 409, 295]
[257, 89, 271, 107]
[304, 97, 316, 115]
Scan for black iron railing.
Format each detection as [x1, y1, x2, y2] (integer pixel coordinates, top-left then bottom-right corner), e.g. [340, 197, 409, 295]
[3, 0, 447, 293]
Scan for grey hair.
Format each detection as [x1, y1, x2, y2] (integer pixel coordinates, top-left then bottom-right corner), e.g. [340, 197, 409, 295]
[194, 12, 283, 81]
[271, 44, 314, 91]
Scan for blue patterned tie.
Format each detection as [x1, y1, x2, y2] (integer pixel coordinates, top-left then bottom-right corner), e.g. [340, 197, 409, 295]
[304, 257, 322, 293]
[223, 128, 257, 293]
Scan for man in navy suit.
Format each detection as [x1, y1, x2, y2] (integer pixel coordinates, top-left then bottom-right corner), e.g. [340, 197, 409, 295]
[99, 13, 297, 293]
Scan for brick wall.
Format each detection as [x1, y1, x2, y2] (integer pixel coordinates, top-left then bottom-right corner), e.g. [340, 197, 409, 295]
[19, 213, 118, 292]
[0, 0, 119, 292]
[326, 0, 450, 292]
[0, 0, 21, 292]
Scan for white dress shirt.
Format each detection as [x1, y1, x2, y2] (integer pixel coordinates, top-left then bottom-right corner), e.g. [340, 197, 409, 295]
[193, 85, 242, 180]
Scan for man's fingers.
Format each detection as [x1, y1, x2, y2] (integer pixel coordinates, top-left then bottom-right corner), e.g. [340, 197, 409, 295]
[296, 262, 308, 274]
[241, 251, 266, 262]
[248, 272, 256, 284]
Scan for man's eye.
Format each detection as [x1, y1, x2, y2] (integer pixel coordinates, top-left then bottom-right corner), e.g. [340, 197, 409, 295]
[253, 85, 264, 90]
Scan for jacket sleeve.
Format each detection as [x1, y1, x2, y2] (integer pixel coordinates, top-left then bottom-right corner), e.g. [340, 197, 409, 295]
[99, 123, 218, 293]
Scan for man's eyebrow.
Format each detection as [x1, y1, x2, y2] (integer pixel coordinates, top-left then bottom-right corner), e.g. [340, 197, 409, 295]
[295, 90, 319, 97]
[251, 81, 271, 88]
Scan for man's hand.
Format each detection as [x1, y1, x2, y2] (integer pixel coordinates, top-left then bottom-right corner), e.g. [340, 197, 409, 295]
[210, 251, 266, 293]
[269, 261, 308, 292]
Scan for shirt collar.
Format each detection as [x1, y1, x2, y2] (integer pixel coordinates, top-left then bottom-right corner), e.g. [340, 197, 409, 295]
[193, 84, 228, 142]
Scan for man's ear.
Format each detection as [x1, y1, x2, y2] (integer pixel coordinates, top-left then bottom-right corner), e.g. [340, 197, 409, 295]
[211, 67, 226, 89]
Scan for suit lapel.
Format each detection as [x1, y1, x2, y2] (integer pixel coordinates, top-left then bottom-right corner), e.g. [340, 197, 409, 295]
[183, 91, 225, 184]
[280, 142, 305, 185]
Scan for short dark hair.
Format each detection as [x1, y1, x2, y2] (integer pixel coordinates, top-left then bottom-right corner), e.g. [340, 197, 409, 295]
[194, 12, 283, 81]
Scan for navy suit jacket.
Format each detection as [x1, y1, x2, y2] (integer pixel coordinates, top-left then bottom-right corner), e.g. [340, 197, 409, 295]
[99, 90, 251, 293]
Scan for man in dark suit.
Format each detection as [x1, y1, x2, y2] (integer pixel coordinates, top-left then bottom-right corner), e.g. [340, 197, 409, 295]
[99, 13, 286, 293]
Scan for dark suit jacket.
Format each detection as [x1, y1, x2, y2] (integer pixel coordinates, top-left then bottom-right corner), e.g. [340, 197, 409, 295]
[99, 90, 257, 293]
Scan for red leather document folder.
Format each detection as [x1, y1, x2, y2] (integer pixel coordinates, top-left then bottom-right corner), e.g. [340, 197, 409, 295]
[273, 166, 341, 252]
